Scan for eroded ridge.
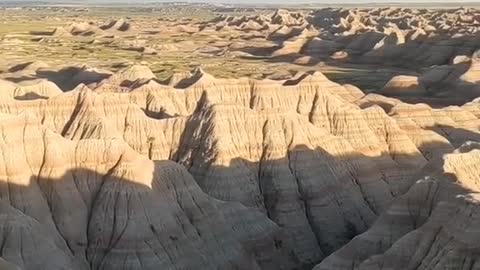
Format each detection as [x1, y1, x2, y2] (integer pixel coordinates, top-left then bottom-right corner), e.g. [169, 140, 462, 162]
[0, 63, 479, 269]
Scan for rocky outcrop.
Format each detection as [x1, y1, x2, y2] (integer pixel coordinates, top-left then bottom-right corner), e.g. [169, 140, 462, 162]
[0, 79, 62, 100]
[0, 81, 415, 267]
[7, 4, 480, 269]
[100, 19, 134, 32]
[98, 65, 157, 89]
[0, 113, 292, 270]
[314, 143, 480, 270]
[306, 7, 480, 68]
[379, 75, 427, 97]
[1, 64, 480, 269]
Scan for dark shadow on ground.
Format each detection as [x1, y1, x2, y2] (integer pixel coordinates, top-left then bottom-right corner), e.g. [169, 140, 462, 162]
[0, 163, 293, 270]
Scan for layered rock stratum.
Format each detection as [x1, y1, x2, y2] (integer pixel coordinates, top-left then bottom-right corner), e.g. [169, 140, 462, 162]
[0, 62, 480, 270]
[4, 5, 480, 270]
[14, 7, 480, 105]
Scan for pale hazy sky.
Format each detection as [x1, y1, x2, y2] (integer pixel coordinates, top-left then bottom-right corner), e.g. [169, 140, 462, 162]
[3, 0, 477, 4]
[241, 0, 468, 1]
[147, 0, 475, 1]
[131, 0, 480, 3]
[25, 0, 478, 2]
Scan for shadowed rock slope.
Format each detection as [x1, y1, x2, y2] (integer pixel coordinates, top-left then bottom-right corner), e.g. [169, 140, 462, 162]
[314, 144, 480, 270]
[0, 113, 292, 270]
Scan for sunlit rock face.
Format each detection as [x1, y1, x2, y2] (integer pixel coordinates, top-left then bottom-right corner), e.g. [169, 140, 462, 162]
[0, 113, 293, 270]
[2, 59, 480, 270]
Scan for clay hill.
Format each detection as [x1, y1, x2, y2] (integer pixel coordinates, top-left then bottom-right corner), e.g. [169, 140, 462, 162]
[195, 8, 480, 103]
[0, 62, 480, 270]
[21, 7, 480, 104]
[147, 8, 480, 103]
[256, 7, 480, 67]
[193, 7, 480, 68]
[44, 19, 136, 37]
[4, 5, 480, 270]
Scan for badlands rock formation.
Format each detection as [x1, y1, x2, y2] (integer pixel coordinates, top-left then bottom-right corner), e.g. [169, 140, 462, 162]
[0, 62, 480, 269]
[0, 113, 291, 270]
[5, 5, 480, 270]
[191, 8, 480, 103]
[303, 8, 480, 66]
[45, 19, 136, 37]
[16, 7, 480, 103]
[315, 145, 480, 270]
[194, 7, 480, 71]
[301, 8, 480, 102]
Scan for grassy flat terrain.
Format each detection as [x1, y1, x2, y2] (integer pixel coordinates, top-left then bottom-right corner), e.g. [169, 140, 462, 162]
[0, 6, 414, 90]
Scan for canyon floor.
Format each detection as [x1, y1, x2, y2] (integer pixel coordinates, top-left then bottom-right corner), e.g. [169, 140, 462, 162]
[1, 3, 480, 270]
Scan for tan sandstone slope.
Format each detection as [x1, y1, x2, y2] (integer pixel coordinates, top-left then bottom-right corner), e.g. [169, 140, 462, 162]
[315, 143, 480, 270]
[0, 113, 293, 270]
[1, 64, 480, 270]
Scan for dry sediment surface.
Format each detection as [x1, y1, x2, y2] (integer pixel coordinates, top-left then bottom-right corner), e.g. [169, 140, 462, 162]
[0, 62, 479, 270]
[3, 5, 480, 270]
